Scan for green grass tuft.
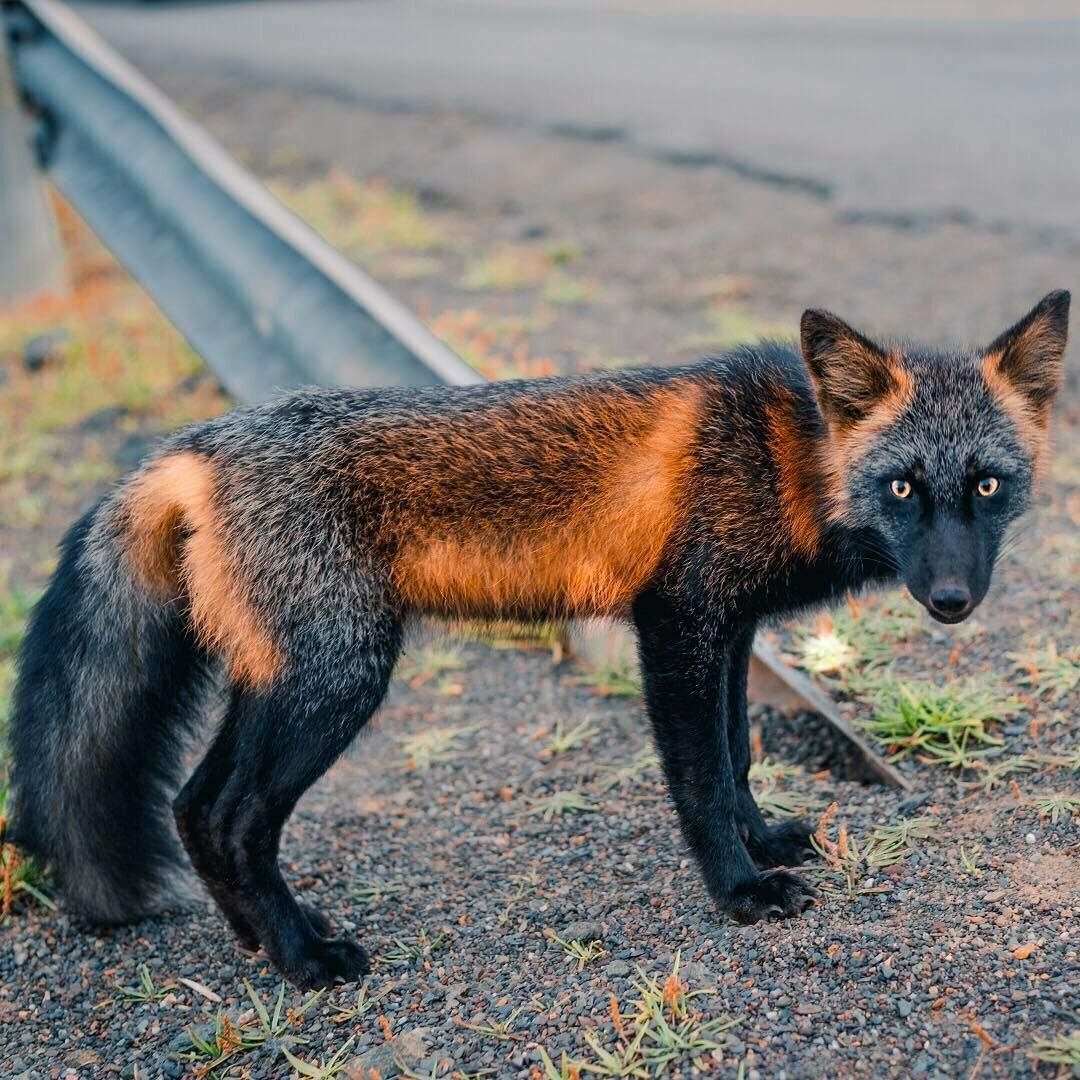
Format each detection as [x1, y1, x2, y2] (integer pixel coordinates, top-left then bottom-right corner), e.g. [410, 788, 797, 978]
[862, 680, 1019, 770]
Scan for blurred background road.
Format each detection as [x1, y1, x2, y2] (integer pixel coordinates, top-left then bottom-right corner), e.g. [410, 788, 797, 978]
[76, 0, 1080, 233]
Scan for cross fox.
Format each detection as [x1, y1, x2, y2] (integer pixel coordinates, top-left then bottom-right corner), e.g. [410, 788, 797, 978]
[10, 291, 1069, 988]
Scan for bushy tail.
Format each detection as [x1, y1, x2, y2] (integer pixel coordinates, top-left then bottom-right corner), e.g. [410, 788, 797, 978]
[9, 497, 208, 923]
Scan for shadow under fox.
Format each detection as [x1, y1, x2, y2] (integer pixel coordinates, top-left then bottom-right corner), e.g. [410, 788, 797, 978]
[10, 292, 1069, 988]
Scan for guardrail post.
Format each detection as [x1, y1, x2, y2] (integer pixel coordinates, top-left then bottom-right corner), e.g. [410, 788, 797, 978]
[0, 26, 66, 305]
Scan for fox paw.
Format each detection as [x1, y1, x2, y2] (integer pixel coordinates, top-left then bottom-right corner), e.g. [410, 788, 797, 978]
[284, 938, 370, 990]
[746, 818, 816, 868]
[724, 869, 818, 924]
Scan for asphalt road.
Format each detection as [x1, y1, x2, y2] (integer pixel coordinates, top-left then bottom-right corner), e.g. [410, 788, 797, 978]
[74, 0, 1080, 236]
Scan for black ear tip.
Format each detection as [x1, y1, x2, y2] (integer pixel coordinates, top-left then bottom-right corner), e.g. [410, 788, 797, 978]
[800, 308, 832, 328]
[1039, 289, 1070, 318]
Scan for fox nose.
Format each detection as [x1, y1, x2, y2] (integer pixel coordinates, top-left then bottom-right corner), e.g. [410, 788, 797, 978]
[929, 584, 972, 619]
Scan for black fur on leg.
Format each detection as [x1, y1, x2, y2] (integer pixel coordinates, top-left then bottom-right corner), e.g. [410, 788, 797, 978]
[633, 588, 815, 922]
[724, 632, 816, 869]
[176, 620, 400, 987]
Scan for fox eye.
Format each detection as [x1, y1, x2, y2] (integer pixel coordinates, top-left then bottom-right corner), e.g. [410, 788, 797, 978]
[976, 476, 1000, 497]
[890, 479, 913, 499]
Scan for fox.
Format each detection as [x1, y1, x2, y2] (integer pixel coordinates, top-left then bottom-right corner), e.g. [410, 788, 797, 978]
[9, 291, 1069, 988]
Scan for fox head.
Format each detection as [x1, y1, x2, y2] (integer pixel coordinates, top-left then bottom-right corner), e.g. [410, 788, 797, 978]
[801, 290, 1070, 623]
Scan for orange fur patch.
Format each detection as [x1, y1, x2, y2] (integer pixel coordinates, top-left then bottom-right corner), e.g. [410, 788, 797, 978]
[822, 353, 915, 522]
[393, 387, 704, 618]
[765, 397, 823, 558]
[123, 452, 283, 688]
[981, 351, 1051, 467]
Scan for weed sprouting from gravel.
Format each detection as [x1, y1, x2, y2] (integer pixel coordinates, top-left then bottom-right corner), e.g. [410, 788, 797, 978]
[1032, 793, 1080, 825]
[458, 1004, 527, 1041]
[550, 934, 606, 971]
[380, 929, 449, 967]
[523, 789, 599, 820]
[957, 845, 983, 875]
[0, 781, 54, 919]
[113, 964, 177, 1004]
[969, 754, 1039, 793]
[398, 724, 478, 770]
[597, 749, 660, 792]
[1007, 639, 1079, 703]
[280, 1034, 356, 1078]
[395, 643, 467, 688]
[350, 876, 405, 905]
[862, 680, 1019, 769]
[177, 981, 324, 1077]
[573, 661, 643, 698]
[497, 871, 539, 926]
[797, 627, 859, 676]
[544, 715, 600, 756]
[811, 805, 938, 900]
[1030, 1025, 1080, 1068]
[535, 952, 739, 1077]
[748, 758, 818, 819]
[329, 983, 390, 1024]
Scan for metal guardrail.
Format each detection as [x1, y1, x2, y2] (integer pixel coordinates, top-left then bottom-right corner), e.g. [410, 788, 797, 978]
[2, 0, 479, 403]
[1, 0, 909, 790]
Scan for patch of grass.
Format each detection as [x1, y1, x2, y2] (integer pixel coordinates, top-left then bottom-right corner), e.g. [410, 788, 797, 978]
[1032, 793, 1080, 825]
[1030, 1027, 1080, 1068]
[398, 724, 477, 770]
[458, 619, 564, 657]
[113, 964, 177, 1004]
[395, 643, 467, 688]
[597, 748, 660, 792]
[177, 981, 324, 1078]
[791, 596, 925, 690]
[747, 758, 818, 819]
[461, 246, 550, 291]
[0, 781, 54, 919]
[428, 308, 559, 381]
[534, 1047, 581, 1080]
[542, 271, 600, 306]
[329, 983, 390, 1024]
[680, 307, 791, 351]
[270, 170, 444, 259]
[457, 1004, 527, 1041]
[523, 788, 598, 820]
[811, 805, 937, 900]
[543, 715, 599, 756]
[497, 870, 538, 926]
[550, 934, 605, 971]
[862, 680, 1019, 770]
[969, 754, 1038, 793]
[281, 1035, 356, 1078]
[350, 876, 405, 905]
[1007, 639, 1079, 703]
[536, 952, 738, 1077]
[797, 627, 858, 676]
[0, 572, 37, 753]
[380, 929, 448, 967]
[573, 660, 642, 698]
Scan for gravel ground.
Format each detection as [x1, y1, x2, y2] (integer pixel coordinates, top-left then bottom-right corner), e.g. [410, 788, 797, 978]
[2, 622, 1077, 1078]
[2, 77, 1078, 1080]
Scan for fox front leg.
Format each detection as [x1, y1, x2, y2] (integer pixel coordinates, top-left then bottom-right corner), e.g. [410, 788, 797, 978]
[633, 593, 817, 922]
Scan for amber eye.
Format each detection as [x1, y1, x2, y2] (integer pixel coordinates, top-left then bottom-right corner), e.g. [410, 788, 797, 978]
[890, 479, 912, 499]
[976, 476, 1000, 497]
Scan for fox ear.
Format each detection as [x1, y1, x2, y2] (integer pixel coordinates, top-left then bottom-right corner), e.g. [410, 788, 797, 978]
[800, 309, 908, 429]
[984, 290, 1070, 414]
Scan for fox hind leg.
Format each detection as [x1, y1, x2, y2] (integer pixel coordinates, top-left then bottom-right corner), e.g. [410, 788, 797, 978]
[174, 622, 401, 987]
